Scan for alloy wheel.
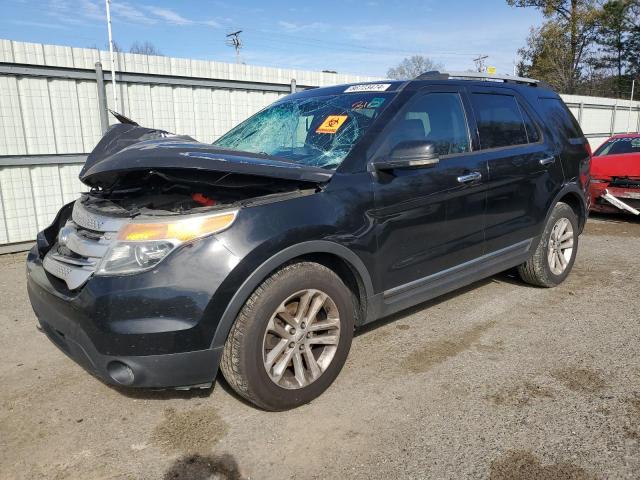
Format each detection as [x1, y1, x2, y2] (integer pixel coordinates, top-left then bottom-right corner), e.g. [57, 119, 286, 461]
[262, 289, 341, 389]
[547, 217, 574, 275]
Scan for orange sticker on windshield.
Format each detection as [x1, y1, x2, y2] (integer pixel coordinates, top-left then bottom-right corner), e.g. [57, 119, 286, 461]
[316, 115, 348, 134]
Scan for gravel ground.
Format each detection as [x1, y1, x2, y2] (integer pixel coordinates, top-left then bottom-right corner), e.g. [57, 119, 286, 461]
[0, 214, 639, 480]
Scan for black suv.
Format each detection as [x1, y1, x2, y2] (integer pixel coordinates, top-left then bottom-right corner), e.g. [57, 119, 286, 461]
[26, 72, 590, 410]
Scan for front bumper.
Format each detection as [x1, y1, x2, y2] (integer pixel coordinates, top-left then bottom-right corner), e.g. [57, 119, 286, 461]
[26, 236, 239, 388]
[590, 183, 640, 215]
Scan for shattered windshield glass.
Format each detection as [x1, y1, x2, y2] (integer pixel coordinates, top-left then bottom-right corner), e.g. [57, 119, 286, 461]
[213, 92, 394, 169]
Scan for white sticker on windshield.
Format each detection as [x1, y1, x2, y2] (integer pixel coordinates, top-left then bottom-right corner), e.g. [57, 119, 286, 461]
[344, 83, 391, 93]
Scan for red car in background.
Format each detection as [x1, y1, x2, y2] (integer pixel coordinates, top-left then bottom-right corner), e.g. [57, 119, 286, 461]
[590, 133, 640, 215]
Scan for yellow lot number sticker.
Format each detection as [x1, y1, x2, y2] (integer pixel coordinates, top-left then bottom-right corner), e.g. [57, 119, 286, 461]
[316, 115, 348, 134]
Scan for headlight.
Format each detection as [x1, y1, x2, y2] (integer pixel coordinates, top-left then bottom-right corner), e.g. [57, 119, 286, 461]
[96, 210, 237, 275]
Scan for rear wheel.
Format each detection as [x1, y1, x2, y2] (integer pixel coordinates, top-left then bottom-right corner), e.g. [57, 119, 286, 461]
[220, 262, 355, 411]
[518, 202, 579, 287]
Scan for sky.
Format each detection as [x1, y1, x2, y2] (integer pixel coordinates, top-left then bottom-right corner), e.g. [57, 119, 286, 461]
[1, 0, 544, 77]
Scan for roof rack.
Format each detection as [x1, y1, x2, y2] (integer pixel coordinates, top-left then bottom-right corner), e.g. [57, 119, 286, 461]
[415, 70, 542, 87]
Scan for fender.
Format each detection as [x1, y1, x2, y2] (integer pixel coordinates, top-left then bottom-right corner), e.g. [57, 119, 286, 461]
[539, 181, 588, 240]
[210, 240, 374, 349]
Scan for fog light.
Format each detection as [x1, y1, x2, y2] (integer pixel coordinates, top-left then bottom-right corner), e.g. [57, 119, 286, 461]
[107, 361, 135, 385]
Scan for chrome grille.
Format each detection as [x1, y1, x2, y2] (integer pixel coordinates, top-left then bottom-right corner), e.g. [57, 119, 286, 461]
[43, 200, 128, 290]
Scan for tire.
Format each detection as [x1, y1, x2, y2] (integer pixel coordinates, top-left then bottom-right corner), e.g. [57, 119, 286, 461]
[518, 202, 579, 288]
[220, 262, 355, 411]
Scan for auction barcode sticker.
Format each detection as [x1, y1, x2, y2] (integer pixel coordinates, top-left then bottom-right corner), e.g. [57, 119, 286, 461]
[344, 83, 391, 93]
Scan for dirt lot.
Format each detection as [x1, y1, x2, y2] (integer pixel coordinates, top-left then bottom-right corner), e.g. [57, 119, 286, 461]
[1, 215, 639, 479]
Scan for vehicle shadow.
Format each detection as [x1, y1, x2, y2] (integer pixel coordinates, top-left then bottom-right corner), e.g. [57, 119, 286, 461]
[110, 373, 265, 411]
[110, 383, 214, 401]
[589, 211, 640, 224]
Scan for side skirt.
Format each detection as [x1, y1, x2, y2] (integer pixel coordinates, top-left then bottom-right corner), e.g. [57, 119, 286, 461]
[364, 238, 536, 323]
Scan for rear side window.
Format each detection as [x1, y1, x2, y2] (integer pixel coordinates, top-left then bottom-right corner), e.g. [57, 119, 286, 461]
[471, 93, 528, 149]
[539, 97, 583, 140]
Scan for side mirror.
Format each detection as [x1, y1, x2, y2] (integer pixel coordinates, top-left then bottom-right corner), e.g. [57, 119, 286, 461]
[374, 140, 439, 170]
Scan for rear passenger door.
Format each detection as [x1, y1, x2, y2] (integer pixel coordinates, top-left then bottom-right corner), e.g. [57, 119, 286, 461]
[468, 87, 564, 253]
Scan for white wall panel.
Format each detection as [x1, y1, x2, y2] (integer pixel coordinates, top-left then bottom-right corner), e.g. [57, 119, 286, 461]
[0, 39, 14, 63]
[126, 84, 154, 128]
[124, 53, 149, 74]
[59, 164, 86, 204]
[581, 107, 612, 135]
[43, 44, 74, 68]
[191, 60, 211, 79]
[0, 167, 37, 243]
[147, 55, 172, 75]
[193, 89, 216, 143]
[30, 165, 64, 231]
[150, 85, 176, 132]
[48, 79, 84, 153]
[171, 58, 192, 77]
[71, 47, 100, 70]
[211, 89, 233, 141]
[12, 41, 44, 64]
[17, 77, 56, 154]
[613, 107, 638, 134]
[76, 81, 102, 151]
[0, 76, 27, 155]
[172, 87, 196, 138]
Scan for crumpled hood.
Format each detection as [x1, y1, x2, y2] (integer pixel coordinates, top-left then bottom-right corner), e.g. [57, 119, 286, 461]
[80, 124, 333, 188]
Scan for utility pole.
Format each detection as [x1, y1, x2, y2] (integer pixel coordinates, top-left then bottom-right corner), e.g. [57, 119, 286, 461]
[627, 78, 636, 133]
[105, 0, 117, 108]
[226, 30, 243, 64]
[473, 54, 488, 73]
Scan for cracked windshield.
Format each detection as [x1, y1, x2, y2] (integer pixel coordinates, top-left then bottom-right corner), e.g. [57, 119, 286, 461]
[214, 92, 395, 169]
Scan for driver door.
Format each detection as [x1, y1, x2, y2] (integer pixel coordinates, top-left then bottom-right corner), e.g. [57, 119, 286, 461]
[369, 86, 488, 308]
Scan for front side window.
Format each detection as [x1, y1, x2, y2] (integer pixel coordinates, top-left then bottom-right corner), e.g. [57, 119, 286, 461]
[382, 92, 471, 157]
[214, 92, 394, 169]
[594, 137, 640, 156]
[471, 93, 528, 149]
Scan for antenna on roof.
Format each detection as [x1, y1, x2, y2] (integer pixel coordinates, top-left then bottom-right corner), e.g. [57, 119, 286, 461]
[225, 30, 243, 64]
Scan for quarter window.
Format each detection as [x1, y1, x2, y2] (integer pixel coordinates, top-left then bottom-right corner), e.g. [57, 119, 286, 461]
[385, 92, 471, 157]
[519, 104, 541, 143]
[540, 97, 582, 140]
[471, 93, 528, 149]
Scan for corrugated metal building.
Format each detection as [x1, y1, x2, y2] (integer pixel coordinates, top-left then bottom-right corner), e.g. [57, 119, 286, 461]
[1, 40, 639, 249]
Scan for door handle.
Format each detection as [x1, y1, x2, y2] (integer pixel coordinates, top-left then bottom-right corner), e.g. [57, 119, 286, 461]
[539, 156, 556, 166]
[457, 171, 482, 183]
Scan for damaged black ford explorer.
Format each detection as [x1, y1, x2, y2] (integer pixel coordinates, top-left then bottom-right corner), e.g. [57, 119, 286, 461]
[27, 72, 590, 410]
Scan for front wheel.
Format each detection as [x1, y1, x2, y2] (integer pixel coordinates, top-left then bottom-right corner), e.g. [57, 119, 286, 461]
[220, 262, 355, 411]
[518, 201, 579, 287]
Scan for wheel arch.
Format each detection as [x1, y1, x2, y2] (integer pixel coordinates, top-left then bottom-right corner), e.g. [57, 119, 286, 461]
[210, 241, 374, 349]
[557, 190, 587, 232]
[545, 184, 588, 234]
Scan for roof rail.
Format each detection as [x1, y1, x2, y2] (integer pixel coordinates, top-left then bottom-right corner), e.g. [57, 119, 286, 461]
[415, 70, 543, 87]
